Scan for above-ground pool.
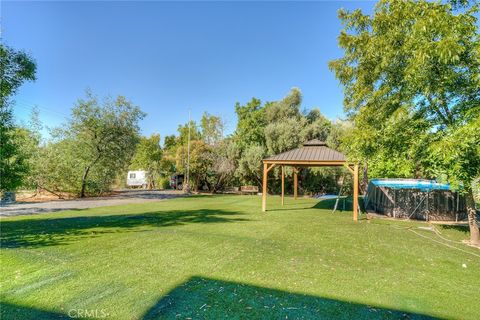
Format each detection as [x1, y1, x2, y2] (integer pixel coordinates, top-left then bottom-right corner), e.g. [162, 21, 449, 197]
[364, 179, 466, 221]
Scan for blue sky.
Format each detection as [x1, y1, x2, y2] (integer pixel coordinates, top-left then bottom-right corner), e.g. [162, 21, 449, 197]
[4, 1, 374, 139]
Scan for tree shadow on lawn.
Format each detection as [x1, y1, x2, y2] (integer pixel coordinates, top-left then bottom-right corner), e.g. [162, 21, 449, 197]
[314, 198, 353, 211]
[438, 224, 469, 235]
[267, 198, 357, 214]
[0, 302, 71, 320]
[0, 209, 249, 249]
[0, 277, 442, 320]
[143, 276, 440, 320]
[0, 207, 84, 217]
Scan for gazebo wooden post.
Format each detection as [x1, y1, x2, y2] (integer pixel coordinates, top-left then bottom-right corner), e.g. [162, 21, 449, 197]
[281, 165, 285, 205]
[353, 164, 359, 221]
[262, 162, 268, 212]
[262, 162, 275, 212]
[293, 167, 298, 200]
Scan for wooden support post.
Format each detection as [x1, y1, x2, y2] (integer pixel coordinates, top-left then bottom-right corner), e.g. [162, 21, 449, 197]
[293, 168, 297, 200]
[353, 164, 359, 221]
[262, 162, 268, 212]
[281, 165, 285, 205]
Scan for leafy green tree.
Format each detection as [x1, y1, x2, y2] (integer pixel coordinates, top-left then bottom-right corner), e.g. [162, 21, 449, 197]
[0, 44, 36, 192]
[233, 88, 335, 187]
[8, 107, 44, 194]
[0, 44, 36, 108]
[264, 89, 334, 155]
[177, 121, 201, 146]
[207, 138, 238, 192]
[236, 145, 266, 185]
[159, 135, 178, 176]
[130, 134, 163, 189]
[304, 108, 332, 142]
[234, 98, 266, 149]
[200, 112, 224, 146]
[264, 87, 303, 123]
[264, 88, 306, 155]
[164, 135, 177, 150]
[35, 137, 83, 196]
[429, 116, 480, 243]
[326, 120, 352, 151]
[175, 140, 212, 191]
[264, 118, 307, 155]
[330, 0, 480, 244]
[64, 92, 145, 197]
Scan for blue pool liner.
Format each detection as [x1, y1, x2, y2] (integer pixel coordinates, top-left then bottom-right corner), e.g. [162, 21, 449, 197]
[369, 179, 452, 191]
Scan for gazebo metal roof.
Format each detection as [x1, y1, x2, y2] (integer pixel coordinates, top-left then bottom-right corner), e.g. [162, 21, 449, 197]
[263, 140, 346, 164]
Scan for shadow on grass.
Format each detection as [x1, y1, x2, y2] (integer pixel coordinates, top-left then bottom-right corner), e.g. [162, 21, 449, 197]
[266, 198, 353, 212]
[0, 209, 248, 248]
[314, 197, 366, 211]
[313, 198, 353, 211]
[143, 276, 440, 319]
[0, 277, 441, 319]
[438, 224, 469, 234]
[0, 302, 70, 320]
[0, 207, 84, 217]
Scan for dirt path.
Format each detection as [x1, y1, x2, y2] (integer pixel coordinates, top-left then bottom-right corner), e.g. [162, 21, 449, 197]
[0, 190, 184, 217]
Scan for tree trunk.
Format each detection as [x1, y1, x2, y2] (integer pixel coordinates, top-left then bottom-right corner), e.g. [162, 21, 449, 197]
[38, 185, 65, 199]
[80, 166, 90, 198]
[466, 188, 479, 246]
[361, 162, 368, 195]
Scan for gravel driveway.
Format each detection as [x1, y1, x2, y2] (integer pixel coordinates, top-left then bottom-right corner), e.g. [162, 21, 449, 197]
[0, 190, 185, 217]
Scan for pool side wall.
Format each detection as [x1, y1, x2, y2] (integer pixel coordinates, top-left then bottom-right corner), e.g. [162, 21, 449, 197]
[364, 184, 467, 221]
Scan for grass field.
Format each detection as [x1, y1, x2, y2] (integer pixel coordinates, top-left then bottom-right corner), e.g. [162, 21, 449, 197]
[1, 195, 479, 319]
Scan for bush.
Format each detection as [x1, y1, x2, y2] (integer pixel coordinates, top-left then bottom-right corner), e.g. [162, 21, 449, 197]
[157, 176, 171, 190]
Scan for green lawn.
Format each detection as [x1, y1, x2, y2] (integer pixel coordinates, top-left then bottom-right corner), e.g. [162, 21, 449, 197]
[1, 195, 479, 319]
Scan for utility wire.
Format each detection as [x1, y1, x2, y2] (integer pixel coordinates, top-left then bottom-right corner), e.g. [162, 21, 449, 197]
[13, 99, 70, 119]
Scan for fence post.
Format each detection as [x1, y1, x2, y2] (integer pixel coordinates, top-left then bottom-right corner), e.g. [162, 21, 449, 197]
[426, 191, 429, 221]
[393, 189, 396, 218]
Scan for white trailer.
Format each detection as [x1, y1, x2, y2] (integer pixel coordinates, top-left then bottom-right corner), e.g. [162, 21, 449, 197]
[126, 170, 148, 188]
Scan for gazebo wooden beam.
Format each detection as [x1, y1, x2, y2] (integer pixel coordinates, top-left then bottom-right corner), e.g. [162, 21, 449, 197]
[265, 163, 276, 173]
[263, 160, 345, 166]
[344, 163, 355, 174]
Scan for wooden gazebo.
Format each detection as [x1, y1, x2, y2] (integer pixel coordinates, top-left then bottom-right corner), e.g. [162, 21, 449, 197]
[261, 139, 359, 221]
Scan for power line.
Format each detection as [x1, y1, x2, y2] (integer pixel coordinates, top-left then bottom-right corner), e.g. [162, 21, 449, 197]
[12, 99, 70, 119]
[15, 97, 70, 117]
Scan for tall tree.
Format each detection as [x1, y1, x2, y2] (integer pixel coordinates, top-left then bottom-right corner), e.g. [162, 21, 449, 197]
[304, 108, 332, 142]
[234, 97, 266, 149]
[207, 138, 238, 192]
[177, 121, 201, 146]
[0, 44, 36, 192]
[175, 140, 212, 191]
[329, 0, 480, 244]
[14, 108, 43, 191]
[200, 112, 224, 146]
[66, 92, 145, 197]
[163, 135, 177, 150]
[34, 137, 82, 196]
[0, 44, 36, 108]
[264, 88, 306, 155]
[130, 134, 163, 189]
[233, 88, 334, 186]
